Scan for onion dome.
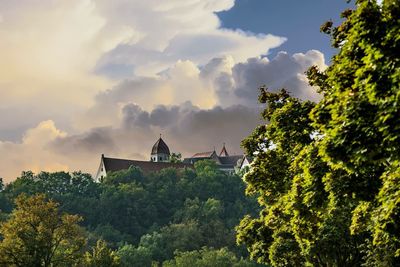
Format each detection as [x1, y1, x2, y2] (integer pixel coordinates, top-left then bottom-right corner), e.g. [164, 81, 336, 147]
[151, 137, 170, 155]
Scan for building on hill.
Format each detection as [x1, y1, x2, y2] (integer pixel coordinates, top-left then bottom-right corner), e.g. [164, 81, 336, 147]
[95, 137, 249, 181]
[95, 137, 192, 182]
[183, 144, 244, 173]
[95, 154, 192, 182]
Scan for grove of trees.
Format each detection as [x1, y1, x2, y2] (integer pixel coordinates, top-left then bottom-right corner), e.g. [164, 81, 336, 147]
[0, 161, 262, 266]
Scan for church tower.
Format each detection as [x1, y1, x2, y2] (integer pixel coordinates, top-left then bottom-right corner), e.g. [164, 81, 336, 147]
[151, 135, 171, 162]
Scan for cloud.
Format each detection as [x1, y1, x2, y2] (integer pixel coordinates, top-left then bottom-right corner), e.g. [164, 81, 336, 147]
[96, 31, 285, 77]
[58, 101, 260, 160]
[0, 102, 260, 182]
[0, 121, 70, 182]
[1, 0, 257, 138]
[51, 127, 118, 156]
[0, 0, 117, 140]
[80, 50, 325, 127]
[0, 0, 284, 141]
[92, 0, 285, 77]
[214, 50, 327, 107]
[0, 0, 328, 182]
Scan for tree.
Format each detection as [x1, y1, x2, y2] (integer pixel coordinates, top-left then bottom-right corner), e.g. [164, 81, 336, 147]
[170, 153, 183, 163]
[0, 177, 7, 220]
[103, 167, 144, 185]
[4, 171, 39, 198]
[236, 89, 314, 266]
[162, 247, 260, 267]
[89, 224, 131, 249]
[98, 182, 154, 243]
[116, 244, 153, 267]
[83, 239, 120, 267]
[237, 0, 400, 266]
[310, 0, 400, 264]
[0, 171, 100, 224]
[0, 194, 86, 267]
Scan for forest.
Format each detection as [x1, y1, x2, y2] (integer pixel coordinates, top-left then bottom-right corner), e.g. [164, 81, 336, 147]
[0, 161, 262, 266]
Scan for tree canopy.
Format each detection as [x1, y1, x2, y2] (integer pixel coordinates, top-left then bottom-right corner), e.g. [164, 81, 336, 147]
[237, 0, 400, 266]
[0, 194, 86, 267]
[0, 161, 261, 266]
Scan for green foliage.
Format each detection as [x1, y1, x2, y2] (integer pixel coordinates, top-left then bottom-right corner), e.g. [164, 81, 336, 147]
[237, 0, 400, 266]
[103, 166, 144, 185]
[0, 161, 259, 266]
[117, 244, 153, 267]
[237, 88, 315, 266]
[83, 239, 120, 267]
[133, 217, 231, 263]
[0, 194, 86, 267]
[170, 153, 183, 163]
[0, 178, 10, 216]
[97, 182, 154, 243]
[162, 247, 261, 267]
[89, 224, 130, 249]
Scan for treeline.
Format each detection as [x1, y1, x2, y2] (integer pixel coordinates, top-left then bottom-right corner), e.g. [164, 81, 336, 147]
[0, 160, 263, 266]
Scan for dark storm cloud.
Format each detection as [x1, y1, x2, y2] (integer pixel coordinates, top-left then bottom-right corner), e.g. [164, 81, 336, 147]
[120, 102, 261, 155]
[226, 51, 324, 107]
[121, 104, 151, 129]
[198, 50, 325, 108]
[122, 101, 200, 129]
[50, 127, 118, 156]
[169, 104, 261, 155]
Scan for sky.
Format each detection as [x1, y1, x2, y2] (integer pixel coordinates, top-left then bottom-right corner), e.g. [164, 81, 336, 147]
[0, 0, 352, 182]
[217, 0, 352, 60]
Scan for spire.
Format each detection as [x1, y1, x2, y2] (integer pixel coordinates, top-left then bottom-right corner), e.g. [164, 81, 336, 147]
[219, 143, 229, 157]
